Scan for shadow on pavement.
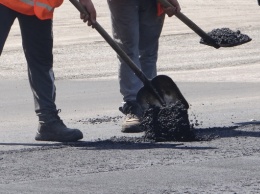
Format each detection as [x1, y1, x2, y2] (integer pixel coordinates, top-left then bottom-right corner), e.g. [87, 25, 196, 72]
[1, 124, 259, 151]
[0, 140, 216, 151]
[194, 124, 260, 139]
[65, 140, 216, 150]
[0, 142, 63, 146]
[235, 120, 260, 125]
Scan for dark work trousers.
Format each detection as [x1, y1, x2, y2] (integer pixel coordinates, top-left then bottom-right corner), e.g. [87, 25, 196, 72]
[0, 4, 57, 121]
[107, 0, 165, 102]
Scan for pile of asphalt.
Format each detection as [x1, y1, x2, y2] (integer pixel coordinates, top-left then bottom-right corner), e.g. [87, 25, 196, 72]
[140, 101, 196, 142]
[200, 27, 251, 47]
[77, 105, 216, 143]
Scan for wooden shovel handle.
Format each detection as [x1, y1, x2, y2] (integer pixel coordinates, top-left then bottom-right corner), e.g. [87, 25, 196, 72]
[157, 0, 220, 49]
[69, 0, 151, 85]
[69, 0, 175, 106]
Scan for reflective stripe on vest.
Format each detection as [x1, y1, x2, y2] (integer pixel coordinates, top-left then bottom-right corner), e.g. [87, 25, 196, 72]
[20, 0, 34, 6]
[36, 1, 53, 12]
[20, 0, 53, 11]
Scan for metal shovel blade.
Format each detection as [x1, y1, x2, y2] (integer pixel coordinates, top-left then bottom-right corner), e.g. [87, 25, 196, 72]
[158, 0, 252, 49]
[136, 75, 189, 110]
[199, 28, 252, 48]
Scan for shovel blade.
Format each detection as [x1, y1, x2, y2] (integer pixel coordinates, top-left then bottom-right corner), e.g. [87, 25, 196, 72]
[136, 75, 189, 110]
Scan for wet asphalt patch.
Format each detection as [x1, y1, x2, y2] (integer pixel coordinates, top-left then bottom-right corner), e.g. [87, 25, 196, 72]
[200, 27, 252, 47]
[140, 101, 196, 142]
[77, 102, 215, 142]
[77, 115, 123, 124]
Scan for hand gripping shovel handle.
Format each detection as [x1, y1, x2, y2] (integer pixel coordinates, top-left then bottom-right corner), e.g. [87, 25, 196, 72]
[157, 0, 220, 49]
[69, 0, 151, 84]
[69, 0, 166, 106]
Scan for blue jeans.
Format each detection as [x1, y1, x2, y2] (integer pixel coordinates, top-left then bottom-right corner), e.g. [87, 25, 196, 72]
[0, 4, 57, 120]
[107, 0, 165, 102]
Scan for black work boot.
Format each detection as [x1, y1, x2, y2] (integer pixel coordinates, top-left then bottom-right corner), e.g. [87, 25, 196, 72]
[35, 110, 83, 142]
[119, 101, 143, 133]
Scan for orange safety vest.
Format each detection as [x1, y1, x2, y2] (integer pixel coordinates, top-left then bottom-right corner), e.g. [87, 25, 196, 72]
[0, 0, 63, 20]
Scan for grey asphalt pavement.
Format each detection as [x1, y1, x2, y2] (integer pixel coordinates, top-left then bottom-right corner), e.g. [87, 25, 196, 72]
[0, 79, 260, 193]
[1, 157, 260, 194]
[1, 0, 260, 193]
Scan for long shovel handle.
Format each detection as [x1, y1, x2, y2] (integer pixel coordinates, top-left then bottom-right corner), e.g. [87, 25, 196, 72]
[69, 0, 150, 86]
[69, 0, 166, 105]
[157, 0, 220, 49]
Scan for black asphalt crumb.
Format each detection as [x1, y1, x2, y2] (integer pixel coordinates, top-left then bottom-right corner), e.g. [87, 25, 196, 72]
[140, 101, 196, 142]
[200, 28, 251, 46]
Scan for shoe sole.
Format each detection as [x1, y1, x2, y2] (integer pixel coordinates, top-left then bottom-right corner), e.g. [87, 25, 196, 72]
[121, 126, 143, 133]
[35, 132, 83, 142]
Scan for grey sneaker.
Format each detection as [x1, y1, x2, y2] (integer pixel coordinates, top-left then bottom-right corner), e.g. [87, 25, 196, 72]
[121, 113, 142, 133]
[119, 101, 143, 133]
[35, 110, 83, 142]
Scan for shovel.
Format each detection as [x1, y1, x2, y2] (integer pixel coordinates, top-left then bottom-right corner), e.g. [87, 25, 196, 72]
[69, 0, 189, 109]
[157, 0, 252, 49]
